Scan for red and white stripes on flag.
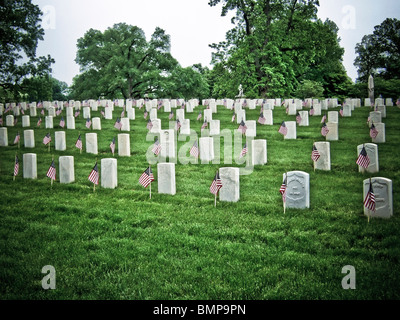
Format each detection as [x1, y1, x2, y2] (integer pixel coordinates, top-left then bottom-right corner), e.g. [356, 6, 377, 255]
[37, 117, 42, 127]
[239, 143, 248, 158]
[238, 120, 247, 134]
[75, 134, 82, 150]
[114, 118, 122, 130]
[13, 132, 20, 145]
[296, 112, 302, 124]
[279, 175, 287, 203]
[231, 112, 236, 122]
[309, 106, 315, 116]
[210, 172, 222, 195]
[139, 166, 154, 188]
[321, 122, 329, 137]
[364, 181, 376, 211]
[311, 144, 320, 162]
[169, 111, 174, 120]
[46, 160, 56, 180]
[152, 137, 161, 155]
[339, 107, 344, 117]
[370, 123, 379, 139]
[14, 155, 19, 176]
[59, 116, 65, 128]
[201, 120, 208, 130]
[356, 145, 370, 169]
[176, 119, 181, 131]
[86, 117, 91, 129]
[197, 112, 202, 121]
[88, 162, 99, 185]
[258, 112, 266, 124]
[110, 137, 116, 154]
[321, 114, 327, 123]
[43, 133, 51, 145]
[147, 119, 153, 130]
[278, 121, 287, 136]
[190, 140, 199, 158]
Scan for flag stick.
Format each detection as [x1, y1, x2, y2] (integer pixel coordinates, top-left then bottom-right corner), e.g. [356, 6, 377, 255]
[79, 132, 82, 154]
[50, 155, 54, 188]
[214, 192, 217, 207]
[13, 153, 16, 181]
[284, 172, 287, 214]
[149, 165, 152, 199]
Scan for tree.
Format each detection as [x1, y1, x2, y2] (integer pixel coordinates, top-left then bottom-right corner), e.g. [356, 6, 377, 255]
[208, 0, 350, 98]
[71, 23, 179, 100]
[354, 18, 400, 82]
[295, 80, 324, 100]
[0, 0, 54, 99]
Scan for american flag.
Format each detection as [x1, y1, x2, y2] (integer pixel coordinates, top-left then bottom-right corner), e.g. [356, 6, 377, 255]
[139, 166, 154, 188]
[14, 155, 19, 176]
[210, 171, 222, 195]
[37, 117, 42, 127]
[364, 181, 376, 211]
[311, 144, 320, 162]
[190, 140, 199, 158]
[157, 100, 163, 110]
[100, 110, 105, 118]
[147, 119, 153, 130]
[356, 145, 370, 169]
[278, 121, 288, 136]
[120, 109, 125, 118]
[176, 119, 181, 131]
[74, 110, 80, 117]
[86, 117, 91, 129]
[144, 110, 148, 119]
[152, 137, 161, 155]
[396, 99, 400, 106]
[13, 132, 20, 145]
[370, 123, 378, 139]
[296, 112, 302, 124]
[75, 134, 82, 150]
[231, 111, 236, 122]
[181, 101, 185, 109]
[59, 116, 65, 128]
[41, 108, 45, 115]
[169, 110, 174, 120]
[242, 99, 247, 107]
[114, 117, 122, 130]
[339, 107, 344, 117]
[197, 111, 202, 121]
[88, 162, 99, 185]
[110, 137, 115, 154]
[279, 175, 287, 203]
[258, 111, 266, 124]
[56, 107, 62, 116]
[321, 114, 327, 123]
[43, 133, 51, 145]
[239, 143, 248, 158]
[201, 120, 208, 130]
[309, 106, 314, 116]
[321, 122, 329, 137]
[46, 160, 56, 180]
[238, 120, 247, 134]
[20, 105, 25, 115]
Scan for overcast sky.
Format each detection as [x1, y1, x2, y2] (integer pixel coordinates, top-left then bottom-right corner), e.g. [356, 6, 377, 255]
[33, 0, 400, 86]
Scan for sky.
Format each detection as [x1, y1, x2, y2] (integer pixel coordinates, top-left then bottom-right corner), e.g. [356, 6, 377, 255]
[33, 0, 400, 86]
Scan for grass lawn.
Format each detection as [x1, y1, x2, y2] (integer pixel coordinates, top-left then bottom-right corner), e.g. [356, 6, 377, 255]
[1, 101, 399, 300]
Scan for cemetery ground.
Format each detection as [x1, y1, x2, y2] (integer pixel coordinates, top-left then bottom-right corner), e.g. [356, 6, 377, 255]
[0, 103, 399, 300]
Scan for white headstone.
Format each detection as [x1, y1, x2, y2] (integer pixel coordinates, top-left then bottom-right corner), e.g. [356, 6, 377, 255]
[236, 110, 246, 124]
[30, 106, 37, 117]
[6, 115, 14, 127]
[219, 167, 240, 202]
[92, 117, 101, 130]
[66, 116, 75, 129]
[369, 112, 381, 127]
[209, 120, 220, 136]
[45, 116, 53, 129]
[127, 107, 135, 120]
[284, 121, 296, 140]
[245, 120, 257, 137]
[204, 109, 212, 122]
[23, 153, 37, 179]
[365, 98, 371, 107]
[85, 133, 98, 154]
[150, 108, 157, 120]
[118, 133, 130, 156]
[288, 103, 297, 115]
[23, 130, 35, 148]
[328, 111, 338, 123]
[357, 143, 379, 173]
[48, 106, 56, 117]
[264, 109, 273, 125]
[150, 119, 161, 134]
[251, 139, 267, 165]
[313, 142, 331, 171]
[59, 156, 75, 184]
[120, 117, 130, 131]
[363, 177, 393, 219]
[376, 105, 386, 118]
[371, 123, 385, 143]
[83, 107, 91, 119]
[298, 111, 309, 126]
[104, 107, 113, 120]
[101, 158, 118, 189]
[180, 119, 190, 135]
[385, 98, 393, 107]
[160, 129, 176, 160]
[199, 137, 214, 163]
[284, 171, 310, 209]
[22, 115, 30, 127]
[0, 127, 8, 146]
[55, 131, 66, 151]
[343, 105, 352, 117]
[326, 122, 339, 141]
[157, 163, 176, 195]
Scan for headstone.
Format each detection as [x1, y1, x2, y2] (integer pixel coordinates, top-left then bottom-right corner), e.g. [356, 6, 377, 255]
[150, 119, 161, 134]
[251, 139, 267, 165]
[288, 103, 297, 115]
[23, 130, 35, 148]
[365, 98, 371, 107]
[160, 129, 176, 161]
[83, 107, 91, 119]
[357, 143, 379, 173]
[264, 109, 273, 125]
[363, 177, 393, 219]
[284, 121, 296, 140]
[45, 116, 53, 129]
[376, 105, 386, 118]
[199, 137, 214, 162]
[118, 134, 130, 156]
[326, 122, 339, 141]
[104, 107, 113, 120]
[22, 115, 30, 127]
[92, 117, 101, 130]
[127, 107, 135, 120]
[48, 106, 56, 117]
[0, 127, 8, 146]
[65, 107, 73, 117]
[23, 153, 37, 179]
[157, 163, 176, 195]
[180, 119, 190, 135]
[30, 106, 37, 117]
[343, 105, 352, 117]
[101, 158, 117, 189]
[59, 156, 75, 184]
[368, 111, 381, 127]
[209, 120, 220, 136]
[6, 115, 14, 127]
[66, 116, 75, 129]
[385, 98, 393, 107]
[85, 133, 98, 154]
[204, 109, 212, 122]
[236, 110, 246, 124]
[245, 120, 257, 137]
[163, 101, 171, 113]
[371, 123, 385, 143]
[55, 131, 66, 151]
[298, 111, 309, 126]
[219, 167, 240, 202]
[120, 117, 130, 131]
[328, 111, 338, 123]
[313, 142, 331, 171]
[150, 108, 157, 120]
[284, 171, 310, 209]
[321, 100, 328, 111]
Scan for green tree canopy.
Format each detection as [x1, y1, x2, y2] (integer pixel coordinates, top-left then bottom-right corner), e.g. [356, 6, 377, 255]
[354, 18, 400, 82]
[0, 0, 54, 99]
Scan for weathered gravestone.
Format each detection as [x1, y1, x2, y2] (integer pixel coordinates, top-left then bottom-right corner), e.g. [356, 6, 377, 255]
[283, 171, 310, 209]
[326, 122, 339, 141]
[45, 116, 53, 129]
[328, 111, 338, 123]
[101, 158, 117, 189]
[251, 139, 267, 165]
[298, 111, 309, 126]
[236, 110, 246, 124]
[160, 129, 176, 161]
[284, 121, 296, 140]
[92, 117, 101, 130]
[0, 127, 8, 146]
[369, 111, 381, 127]
[6, 115, 14, 127]
[357, 143, 379, 173]
[371, 123, 385, 143]
[120, 118, 130, 131]
[204, 109, 212, 122]
[59, 156, 75, 184]
[245, 120, 257, 137]
[363, 177, 393, 219]
[199, 137, 214, 163]
[30, 106, 37, 117]
[118, 134, 130, 157]
[22, 115, 30, 127]
[313, 142, 331, 171]
[180, 119, 191, 135]
[55, 131, 66, 151]
[86, 133, 98, 155]
[264, 109, 273, 125]
[209, 120, 220, 136]
[66, 116, 75, 129]
[219, 167, 240, 202]
[23, 153, 37, 179]
[157, 162, 176, 195]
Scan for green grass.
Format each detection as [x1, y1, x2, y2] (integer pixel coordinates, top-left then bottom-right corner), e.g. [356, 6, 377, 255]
[1, 103, 400, 300]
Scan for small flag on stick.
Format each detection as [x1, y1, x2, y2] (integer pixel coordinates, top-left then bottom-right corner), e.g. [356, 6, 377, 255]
[46, 159, 56, 185]
[88, 162, 99, 188]
[13, 155, 19, 180]
[75, 134, 83, 152]
[364, 179, 376, 222]
[370, 123, 379, 139]
[356, 145, 370, 169]
[311, 144, 320, 162]
[321, 122, 329, 137]
[278, 121, 287, 136]
[190, 140, 199, 158]
[110, 137, 115, 155]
